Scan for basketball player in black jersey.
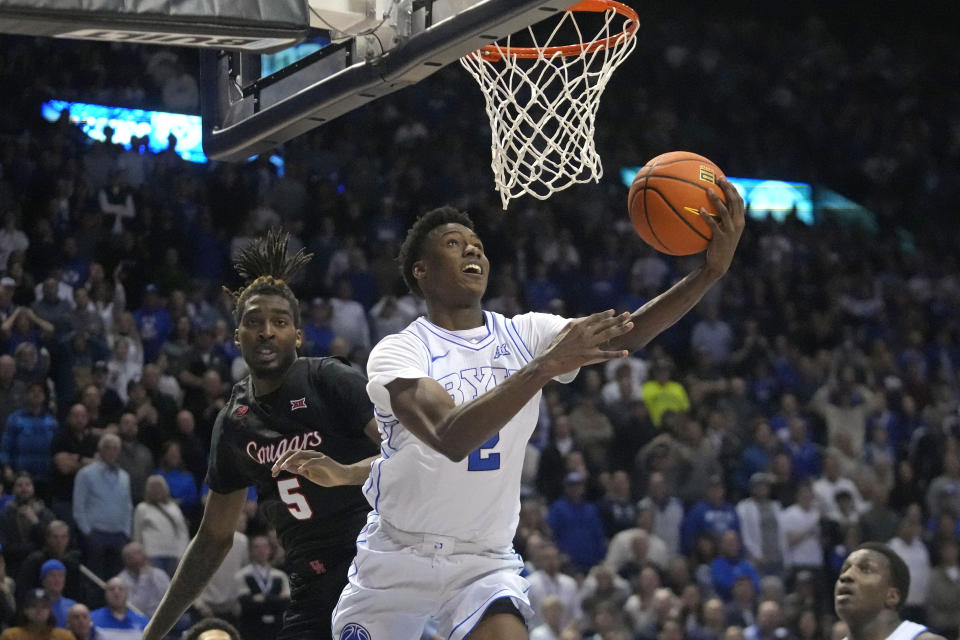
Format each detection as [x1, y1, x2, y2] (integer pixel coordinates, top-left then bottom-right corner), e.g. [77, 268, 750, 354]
[144, 230, 380, 640]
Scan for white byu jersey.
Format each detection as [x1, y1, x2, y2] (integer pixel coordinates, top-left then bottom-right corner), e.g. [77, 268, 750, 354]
[844, 621, 928, 640]
[364, 310, 576, 550]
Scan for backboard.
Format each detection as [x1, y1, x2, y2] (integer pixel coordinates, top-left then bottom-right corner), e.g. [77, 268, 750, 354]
[0, 0, 309, 52]
[201, 0, 580, 161]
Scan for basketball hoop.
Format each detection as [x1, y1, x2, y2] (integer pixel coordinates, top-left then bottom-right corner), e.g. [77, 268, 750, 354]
[460, 0, 639, 209]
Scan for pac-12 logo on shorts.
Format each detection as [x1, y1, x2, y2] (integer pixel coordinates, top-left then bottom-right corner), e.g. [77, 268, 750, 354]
[340, 623, 371, 640]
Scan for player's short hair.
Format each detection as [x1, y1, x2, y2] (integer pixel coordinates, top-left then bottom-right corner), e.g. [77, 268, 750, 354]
[180, 617, 243, 640]
[398, 206, 474, 298]
[855, 542, 910, 612]
[225, 228, 312, 328]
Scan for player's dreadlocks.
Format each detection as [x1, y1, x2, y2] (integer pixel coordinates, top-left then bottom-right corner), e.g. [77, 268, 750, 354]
[398, 206, 475, 297]
[225, 228, 313, 327]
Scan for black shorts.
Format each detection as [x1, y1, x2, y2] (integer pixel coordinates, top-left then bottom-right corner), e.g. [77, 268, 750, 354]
[279, 545, 357, 640]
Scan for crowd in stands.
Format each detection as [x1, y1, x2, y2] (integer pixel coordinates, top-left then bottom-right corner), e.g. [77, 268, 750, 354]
[0, 3, 958, 640]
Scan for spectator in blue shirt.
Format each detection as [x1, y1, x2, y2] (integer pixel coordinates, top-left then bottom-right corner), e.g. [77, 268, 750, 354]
[782, 418, 821, 483]
[90, 577, 149, 638]
[154, 440, 200, 527]
[735, 421, 782, 494]
[133, 285, 172, 363]
[711, 530, 761, 601]
[300, 298, 335, 357]
[1, 382, 59, 496]
[547, 472, 607, 573]
[73, 433, 132, 581]
[681, 475, 741, 556]
[39, 559, 76, 627]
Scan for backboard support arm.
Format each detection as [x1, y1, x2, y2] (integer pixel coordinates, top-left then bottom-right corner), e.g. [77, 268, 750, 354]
[201, 0, 574, 161]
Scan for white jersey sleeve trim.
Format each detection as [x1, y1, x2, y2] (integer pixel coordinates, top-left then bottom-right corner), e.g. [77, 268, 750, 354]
[510, 311, 579, 384]
[366, 331, 431, 413]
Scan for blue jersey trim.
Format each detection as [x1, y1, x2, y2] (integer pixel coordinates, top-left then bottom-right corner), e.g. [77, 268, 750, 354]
[364, 458, 385, 512]
[374, 408, 399, 454]
[506, 317, 534, 361]
[501, 318, 530, 365]
[373, 458, 384, 512]
[415, 314, 496, 351]
[376, 418, 398, 455]
[447, 588, 512, 640]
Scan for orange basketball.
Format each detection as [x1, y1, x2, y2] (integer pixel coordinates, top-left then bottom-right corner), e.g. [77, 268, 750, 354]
[628, 151, 727, 256]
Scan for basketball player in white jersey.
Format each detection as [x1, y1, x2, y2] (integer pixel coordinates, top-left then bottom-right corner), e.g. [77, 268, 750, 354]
[835, 543, 946, 640]
[278, 183, 744, 640]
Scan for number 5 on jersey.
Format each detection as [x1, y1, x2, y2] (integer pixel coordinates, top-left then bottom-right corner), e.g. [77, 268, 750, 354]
[468, 434, 500, 471]
[277, 477, 313, 520]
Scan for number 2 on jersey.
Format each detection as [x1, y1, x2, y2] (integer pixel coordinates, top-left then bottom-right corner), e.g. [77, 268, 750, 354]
[468, 434, 501, 471]
[277, 477, 313, 520]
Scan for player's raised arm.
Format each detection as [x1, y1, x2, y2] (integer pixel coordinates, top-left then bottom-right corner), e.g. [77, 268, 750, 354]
[385, 309, 633, 462]
[608, 176, 745, 353]
[142, 486, 247, 640]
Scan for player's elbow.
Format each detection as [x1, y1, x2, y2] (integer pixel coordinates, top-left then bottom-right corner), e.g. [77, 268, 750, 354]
[421, 417, 468, 462]
[443, 448, 468, 463]
[206, 532, 236, 557]
[195, 523, 236, 553]
[432, 436, 469, 463]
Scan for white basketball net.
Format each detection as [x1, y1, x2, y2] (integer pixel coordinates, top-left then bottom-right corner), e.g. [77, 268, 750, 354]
[460, 3, 638, 209]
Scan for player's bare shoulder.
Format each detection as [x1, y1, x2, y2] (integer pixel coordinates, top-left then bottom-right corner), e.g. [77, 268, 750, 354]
[916, 632, 947, 640]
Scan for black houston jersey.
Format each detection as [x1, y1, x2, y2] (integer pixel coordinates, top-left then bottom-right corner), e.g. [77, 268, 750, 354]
[206, 357, 377, 564]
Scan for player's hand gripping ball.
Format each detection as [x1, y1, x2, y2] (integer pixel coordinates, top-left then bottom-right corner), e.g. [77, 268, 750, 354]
[628, 151, 727, 256]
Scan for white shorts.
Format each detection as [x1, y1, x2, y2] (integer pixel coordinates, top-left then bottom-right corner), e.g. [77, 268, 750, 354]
[331, 513, 532, 640]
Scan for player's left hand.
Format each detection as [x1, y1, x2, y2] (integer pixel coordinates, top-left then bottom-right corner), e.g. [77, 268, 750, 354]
[271, 449, 350, 487]
[702, 177, 745, 277]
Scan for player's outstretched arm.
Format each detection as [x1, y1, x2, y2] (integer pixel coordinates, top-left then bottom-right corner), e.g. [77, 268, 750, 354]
[608, 177, 745, 353]
[387, 310, 633, 462]
[271, 450, 378, 486]
[142, 487, 247, 640]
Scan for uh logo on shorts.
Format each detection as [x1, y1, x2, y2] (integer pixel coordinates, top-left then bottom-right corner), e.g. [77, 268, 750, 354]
[340, 623, 371, 640]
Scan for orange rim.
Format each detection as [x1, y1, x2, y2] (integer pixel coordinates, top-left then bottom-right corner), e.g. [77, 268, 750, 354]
[476, 0, 639, 62]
